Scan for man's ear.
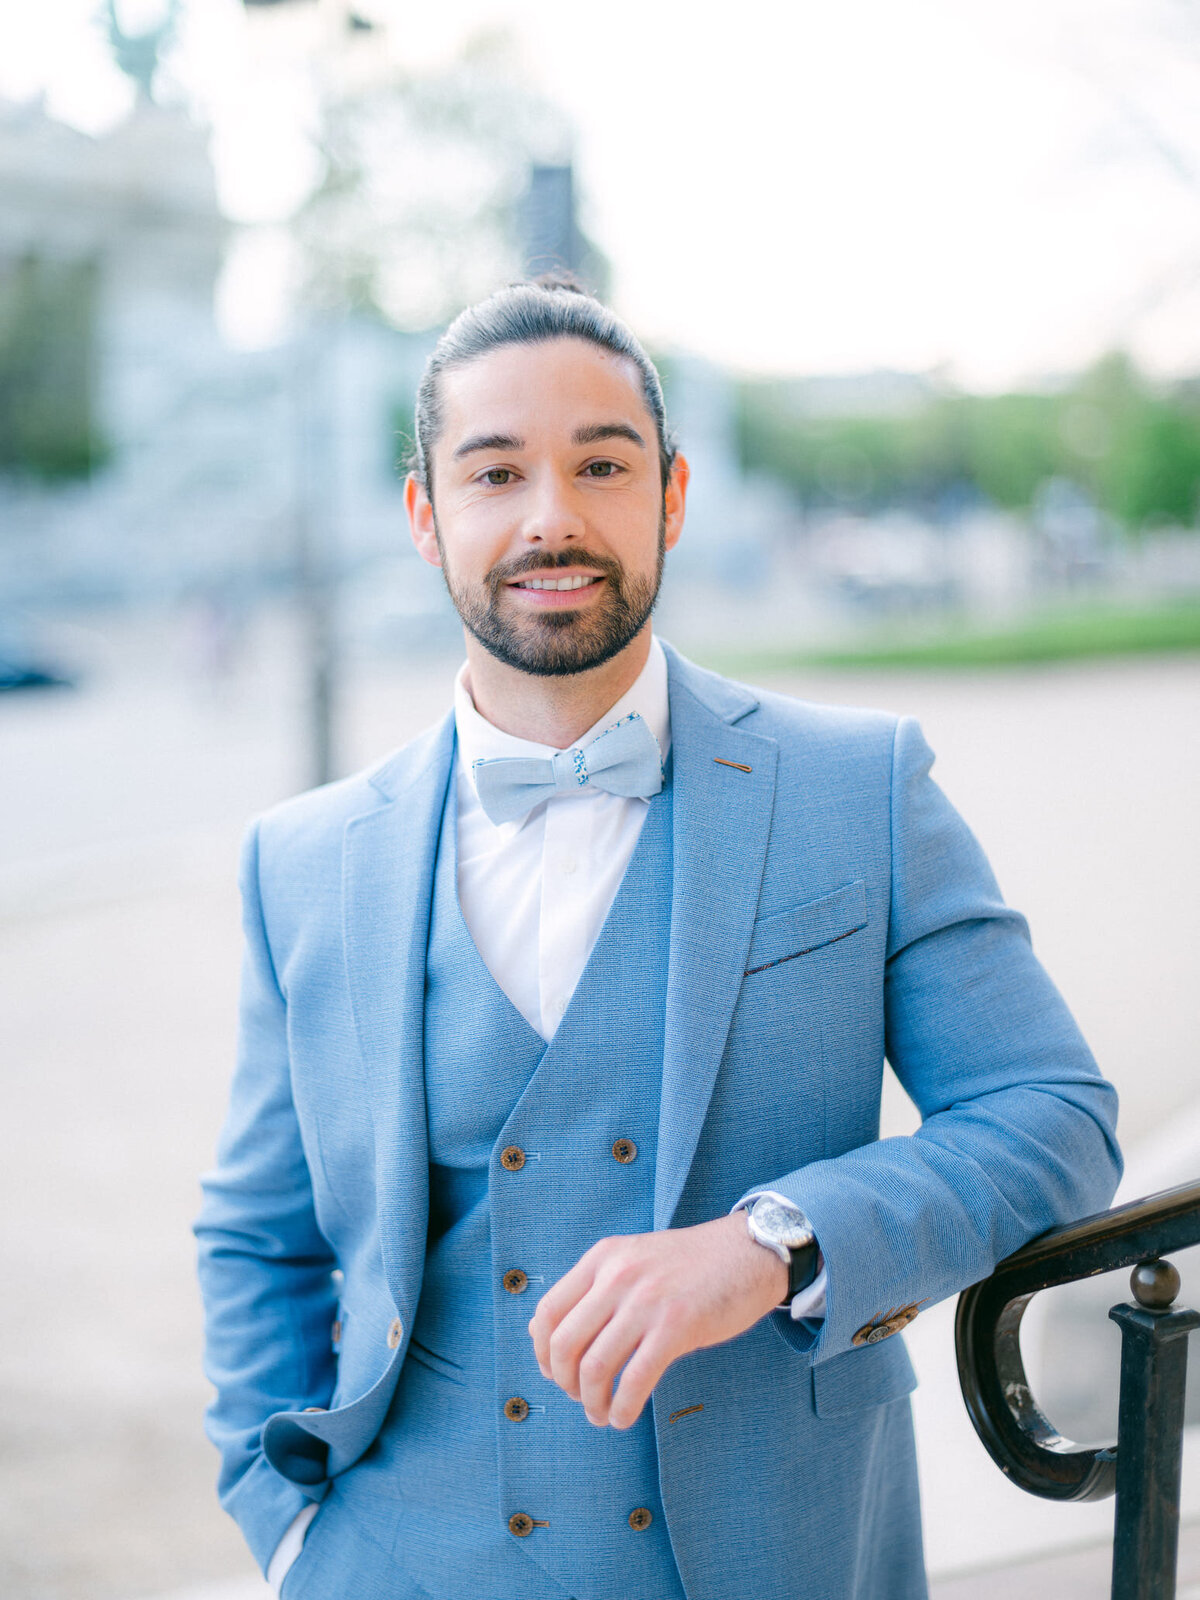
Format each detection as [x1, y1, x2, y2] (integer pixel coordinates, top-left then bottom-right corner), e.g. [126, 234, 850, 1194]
[663, 454, 689, 554]
[405, 474, 442, 568]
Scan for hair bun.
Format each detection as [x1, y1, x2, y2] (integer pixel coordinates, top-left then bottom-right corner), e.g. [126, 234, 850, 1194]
[525, 270, 588, 296]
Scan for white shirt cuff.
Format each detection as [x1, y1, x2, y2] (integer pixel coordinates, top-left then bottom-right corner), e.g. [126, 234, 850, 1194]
[266, 1501, 319, 1593]
[732, 1189, 827, 1321]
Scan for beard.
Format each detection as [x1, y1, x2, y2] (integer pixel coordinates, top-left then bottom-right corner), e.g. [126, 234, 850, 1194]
[435, 517, 665, 678]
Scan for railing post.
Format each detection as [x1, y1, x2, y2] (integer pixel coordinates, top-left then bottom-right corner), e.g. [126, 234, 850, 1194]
[1109, 1260, 1200, 1600]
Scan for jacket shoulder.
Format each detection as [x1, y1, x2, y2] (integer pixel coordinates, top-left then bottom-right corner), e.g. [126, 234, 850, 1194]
[666, 643, 900, 753]
[741, 680, 899, 752]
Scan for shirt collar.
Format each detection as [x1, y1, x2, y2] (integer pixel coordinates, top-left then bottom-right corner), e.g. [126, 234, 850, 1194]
[454, 635, 671, 821]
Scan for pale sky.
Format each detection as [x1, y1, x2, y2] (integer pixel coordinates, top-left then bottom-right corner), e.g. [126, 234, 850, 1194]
[4, 0, 1200, 388]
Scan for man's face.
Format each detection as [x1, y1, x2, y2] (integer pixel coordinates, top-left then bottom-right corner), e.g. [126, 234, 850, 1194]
[406, 337, 686, 677]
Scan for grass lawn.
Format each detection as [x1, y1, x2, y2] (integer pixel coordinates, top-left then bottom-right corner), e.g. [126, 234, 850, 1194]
[711, 601, 1200, 672]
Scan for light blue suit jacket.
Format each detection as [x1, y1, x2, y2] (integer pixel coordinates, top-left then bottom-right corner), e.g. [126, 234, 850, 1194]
[195, 643, 1122, 1593]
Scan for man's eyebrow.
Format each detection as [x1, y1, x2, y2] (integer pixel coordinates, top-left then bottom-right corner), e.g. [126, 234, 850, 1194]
[453, 432, 525, 460]
[572, 422, 646, 449]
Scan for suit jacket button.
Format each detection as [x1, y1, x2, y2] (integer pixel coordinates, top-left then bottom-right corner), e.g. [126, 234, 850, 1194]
[501, 1145, 527, 1171]
[503, 1268, 529, 1295]
[508, 1513, 534, 1537]
[504, 1396, 530, 1422]
[303, 1406, 325, 1413]
[852, 1303, 921, 1346]
[629, 1507, 653, 1531]
[612, 1138, 638, 1164]
[386, 1316, 404, 1349]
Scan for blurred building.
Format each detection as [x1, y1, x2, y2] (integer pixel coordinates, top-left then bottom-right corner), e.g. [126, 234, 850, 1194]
[661, 352, 795, 587]
[0, 91, 428, 609]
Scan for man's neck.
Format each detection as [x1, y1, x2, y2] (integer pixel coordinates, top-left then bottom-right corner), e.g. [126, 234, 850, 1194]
[462, 627, 653, 748]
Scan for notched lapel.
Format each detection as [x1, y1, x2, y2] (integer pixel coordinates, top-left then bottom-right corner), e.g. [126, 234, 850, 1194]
[342, 714, 454, 1308]
[655, 665, 778, 1229]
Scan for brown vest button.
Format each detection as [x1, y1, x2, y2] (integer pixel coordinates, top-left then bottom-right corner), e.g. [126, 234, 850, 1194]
[508, 1512, 534, 1537]
[628, 1506, 653, 1531]
[386, 1316, 404, 1349]
[502, 1268, 529, 1295]
[612, 1138, 638, 1164]
[501, 1145, 526, 1171]
[302, 1406, 325, 1413]
[503, 1396, 530, 1422]
[330, 1319, 342, 1345]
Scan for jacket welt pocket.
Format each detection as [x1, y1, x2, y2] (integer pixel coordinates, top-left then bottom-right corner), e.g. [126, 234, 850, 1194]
[744, 880, 868, 976]
[811, 1337, 917, 1417]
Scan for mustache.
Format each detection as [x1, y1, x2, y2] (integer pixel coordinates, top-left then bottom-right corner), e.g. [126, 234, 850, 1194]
[486, 548, 624, 590]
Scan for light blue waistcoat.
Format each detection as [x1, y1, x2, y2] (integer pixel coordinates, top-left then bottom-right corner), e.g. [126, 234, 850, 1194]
[332, 770, 688, 1600]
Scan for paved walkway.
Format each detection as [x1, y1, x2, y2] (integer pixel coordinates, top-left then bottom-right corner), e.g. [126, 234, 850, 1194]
[931, 1517, 1200, 1598]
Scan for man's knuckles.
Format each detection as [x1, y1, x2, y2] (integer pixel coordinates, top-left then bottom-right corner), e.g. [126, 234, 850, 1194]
[595, 1253, 648, 1293]
[578, 1349, 613, 1387]
[547, 1321, 583, 1359]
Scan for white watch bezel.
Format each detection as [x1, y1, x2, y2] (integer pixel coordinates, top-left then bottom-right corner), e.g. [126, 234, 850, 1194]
[745, 1195, 814, 1264]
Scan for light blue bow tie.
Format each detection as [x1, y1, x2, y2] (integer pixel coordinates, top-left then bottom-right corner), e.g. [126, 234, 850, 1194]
[471, 711, 664, 826]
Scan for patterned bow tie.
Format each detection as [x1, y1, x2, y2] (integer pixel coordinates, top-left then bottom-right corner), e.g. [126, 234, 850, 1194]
[471, 712, 665, 826]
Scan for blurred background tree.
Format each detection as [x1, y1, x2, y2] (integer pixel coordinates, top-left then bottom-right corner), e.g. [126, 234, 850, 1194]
[736, 353, 1200, 532]
[0, 254, 106, 480]
[293, 27, 576, 328]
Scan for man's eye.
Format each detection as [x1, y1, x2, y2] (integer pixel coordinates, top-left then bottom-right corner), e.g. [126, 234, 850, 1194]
[585, 461, 619, 478]
[483, 468, 512, 486]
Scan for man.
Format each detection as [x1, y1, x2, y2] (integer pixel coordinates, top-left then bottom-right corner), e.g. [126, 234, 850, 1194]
[195, 278, 1121, 1600]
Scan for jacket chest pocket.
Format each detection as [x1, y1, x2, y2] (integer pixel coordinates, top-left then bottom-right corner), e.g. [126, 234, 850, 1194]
[745, 880, 868, 977]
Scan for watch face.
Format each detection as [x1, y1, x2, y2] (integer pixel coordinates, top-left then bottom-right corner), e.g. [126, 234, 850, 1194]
[752, 1198, 814, 1251]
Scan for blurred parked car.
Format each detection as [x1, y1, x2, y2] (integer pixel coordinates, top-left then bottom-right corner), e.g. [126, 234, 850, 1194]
[0, 620, 76, 692]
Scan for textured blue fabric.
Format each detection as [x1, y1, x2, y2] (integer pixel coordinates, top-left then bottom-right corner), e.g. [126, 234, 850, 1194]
[196, 642, 1122, 1600]
[311, 780, 683, 1600]
[471, 708, 664, 824]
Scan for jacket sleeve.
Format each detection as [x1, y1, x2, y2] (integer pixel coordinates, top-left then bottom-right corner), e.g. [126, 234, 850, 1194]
[764, 715, 1122, 1360]
[194, 820, 338, 1572]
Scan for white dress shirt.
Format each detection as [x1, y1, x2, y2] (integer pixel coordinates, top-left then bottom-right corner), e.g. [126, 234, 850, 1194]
[454, 637, 671, 1042]
[266, 635, 823, 1591]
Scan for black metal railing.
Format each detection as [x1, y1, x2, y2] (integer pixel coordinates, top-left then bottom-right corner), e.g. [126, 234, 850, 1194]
[956, 1179, 1200, 1600]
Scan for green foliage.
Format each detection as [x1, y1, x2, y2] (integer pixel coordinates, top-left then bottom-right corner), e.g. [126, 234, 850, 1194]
[963, 394, 1060, 508]
[0, 254, 106, 481]
[711, 602, 1200, 673]
[736, 354, 1200, 531]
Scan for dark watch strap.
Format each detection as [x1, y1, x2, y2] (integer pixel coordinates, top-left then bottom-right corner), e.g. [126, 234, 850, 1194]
[787, 1238, 820, 1298]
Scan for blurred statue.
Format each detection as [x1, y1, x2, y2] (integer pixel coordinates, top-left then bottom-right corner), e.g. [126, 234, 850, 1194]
[105, 0, 179, 101]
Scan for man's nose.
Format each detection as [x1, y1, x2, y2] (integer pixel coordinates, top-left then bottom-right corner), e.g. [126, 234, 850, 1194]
[518, 474, 585, 545]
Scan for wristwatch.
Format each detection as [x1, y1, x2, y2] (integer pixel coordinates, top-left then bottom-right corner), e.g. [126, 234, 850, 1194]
[744, 1195, 819, 1298]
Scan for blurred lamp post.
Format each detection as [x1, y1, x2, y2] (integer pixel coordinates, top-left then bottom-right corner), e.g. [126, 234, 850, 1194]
[291, 321, 338, 788]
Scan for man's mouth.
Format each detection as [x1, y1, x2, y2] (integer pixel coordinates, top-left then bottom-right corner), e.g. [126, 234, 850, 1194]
[508, 574, 602, 592]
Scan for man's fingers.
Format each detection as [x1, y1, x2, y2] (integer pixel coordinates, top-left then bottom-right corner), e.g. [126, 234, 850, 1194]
[529, 1252, 600, 1374]
[575, 1312, 644, 1425]
[608, 1327, 679, 1430]
[545, 1291, 618, 1401]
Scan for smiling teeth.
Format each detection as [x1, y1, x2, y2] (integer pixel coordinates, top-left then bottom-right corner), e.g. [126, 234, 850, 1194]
[517, 575, 594, 590]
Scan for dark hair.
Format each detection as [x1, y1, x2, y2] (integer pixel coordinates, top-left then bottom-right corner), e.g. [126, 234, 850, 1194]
[410, 275, 676, 495]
